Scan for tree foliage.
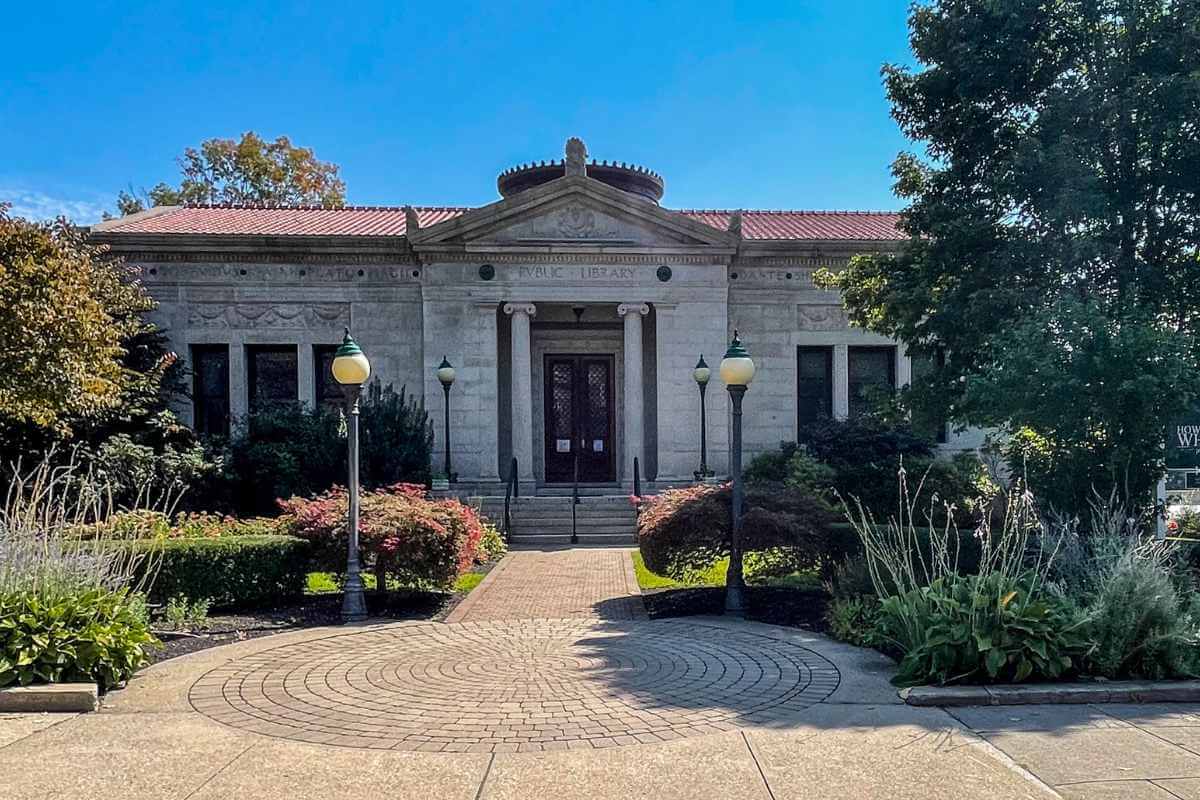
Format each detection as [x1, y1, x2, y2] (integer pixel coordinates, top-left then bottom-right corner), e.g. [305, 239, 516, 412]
[0, 207, 154, 430]
[819, 0, 1200, 509]
[116, 131, 346, 215]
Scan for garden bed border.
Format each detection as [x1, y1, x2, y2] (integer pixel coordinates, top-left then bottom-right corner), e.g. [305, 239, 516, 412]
[0, 683, 99, 713]
[902, 680, 1200, 707]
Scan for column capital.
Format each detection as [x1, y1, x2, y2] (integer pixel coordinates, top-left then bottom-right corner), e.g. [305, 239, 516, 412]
[617, 303, 650, 317]
[503, 302, 537, 317]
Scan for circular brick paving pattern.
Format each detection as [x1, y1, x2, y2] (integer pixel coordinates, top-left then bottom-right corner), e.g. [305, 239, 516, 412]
[188, 619, 840, 752]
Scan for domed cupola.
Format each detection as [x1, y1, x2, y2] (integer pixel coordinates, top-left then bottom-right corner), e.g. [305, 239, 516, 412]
[496, 137, 665, 203]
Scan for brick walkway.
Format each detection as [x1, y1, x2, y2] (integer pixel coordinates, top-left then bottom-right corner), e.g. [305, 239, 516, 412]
[444, 547, 646, 623]
[187, 619, 840, 753]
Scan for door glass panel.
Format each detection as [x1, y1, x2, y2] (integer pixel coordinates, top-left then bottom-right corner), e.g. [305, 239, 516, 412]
[848, 346, 895, 418]
[797, 346, 832, 426]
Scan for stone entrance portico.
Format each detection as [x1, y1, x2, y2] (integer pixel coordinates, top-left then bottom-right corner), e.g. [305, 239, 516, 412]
[91, 138, 983, 493]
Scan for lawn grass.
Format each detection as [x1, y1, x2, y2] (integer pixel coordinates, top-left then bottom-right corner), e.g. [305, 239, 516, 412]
[452, 572, 485, 593]
[630, 552, 823, 592]
[306, 570, 486, 595]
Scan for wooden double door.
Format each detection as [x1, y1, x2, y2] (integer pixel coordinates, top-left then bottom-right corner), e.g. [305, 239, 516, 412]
[543, 355, 615, 483]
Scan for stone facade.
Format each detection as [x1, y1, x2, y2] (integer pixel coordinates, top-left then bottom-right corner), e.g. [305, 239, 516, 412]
[91, 139, 982, 493]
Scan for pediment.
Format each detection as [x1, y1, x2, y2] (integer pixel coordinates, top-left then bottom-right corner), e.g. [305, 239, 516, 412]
[407, 175, 736, 251]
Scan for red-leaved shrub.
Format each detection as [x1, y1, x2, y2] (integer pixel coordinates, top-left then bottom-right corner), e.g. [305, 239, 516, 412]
[637, 481, 843, 579]
[277, 483, 483, 589]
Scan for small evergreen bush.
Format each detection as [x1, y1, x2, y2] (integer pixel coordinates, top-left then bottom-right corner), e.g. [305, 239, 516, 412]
[122, 535, 310, 609]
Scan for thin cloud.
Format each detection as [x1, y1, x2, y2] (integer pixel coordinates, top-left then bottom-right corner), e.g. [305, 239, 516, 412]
[0, 187, 110, 225]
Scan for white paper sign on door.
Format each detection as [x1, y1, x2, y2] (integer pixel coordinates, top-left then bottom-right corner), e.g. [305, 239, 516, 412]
[556, 439, 571, 453]
[593, 440, 604, 452]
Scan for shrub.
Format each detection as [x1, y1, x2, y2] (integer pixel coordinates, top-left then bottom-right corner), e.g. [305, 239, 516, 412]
[278, 484, 482, 590]
[0, 588, 155, 690]
[477, 521, 508, 563]
[636, 481, 841, 580]
[1045, 493, 1200, 680]
[748, 420, 993, 524]
[122, 535, 310, 609]
[73, 510, 281, 540]
[215, 383, 433, 516]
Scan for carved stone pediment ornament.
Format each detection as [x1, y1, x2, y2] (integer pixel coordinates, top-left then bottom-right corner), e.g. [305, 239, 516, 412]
[796, 304, 849, 331]
[187, 302, 350, 329]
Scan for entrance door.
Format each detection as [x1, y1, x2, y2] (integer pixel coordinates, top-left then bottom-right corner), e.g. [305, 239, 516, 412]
[543, 355, 615, 483]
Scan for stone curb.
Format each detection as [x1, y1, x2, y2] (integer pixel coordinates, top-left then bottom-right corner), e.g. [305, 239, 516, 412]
[902, 680, 1200, 707]
[0, 683, 99, 713]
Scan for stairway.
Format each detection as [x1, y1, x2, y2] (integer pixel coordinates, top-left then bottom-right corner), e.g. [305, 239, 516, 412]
[502, 495, 638, 548]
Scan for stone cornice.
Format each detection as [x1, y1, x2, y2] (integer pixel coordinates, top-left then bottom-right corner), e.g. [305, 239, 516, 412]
[427, 251, 729, 266]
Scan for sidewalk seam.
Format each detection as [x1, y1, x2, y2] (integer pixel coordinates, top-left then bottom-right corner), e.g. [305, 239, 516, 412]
[473, 753, 496, 800]
[740, 730, 778, 800]
[181, 739, 257, 800]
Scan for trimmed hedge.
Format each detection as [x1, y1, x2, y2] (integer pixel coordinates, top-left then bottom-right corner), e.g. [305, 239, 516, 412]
[121, 535, 310, 610]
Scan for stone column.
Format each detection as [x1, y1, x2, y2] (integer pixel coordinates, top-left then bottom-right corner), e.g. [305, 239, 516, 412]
[504, 303, 537, 486]
[896, 342, 912, 389]
[833, 343, 849, 420]
[297, 341, 315, 408]
[229, 343, 248, 431]
[619, 303, 650, 486]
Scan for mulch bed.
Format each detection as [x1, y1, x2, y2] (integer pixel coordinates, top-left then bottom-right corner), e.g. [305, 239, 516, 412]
[641, 586, 832, 634]
[146, 566, 491, 665]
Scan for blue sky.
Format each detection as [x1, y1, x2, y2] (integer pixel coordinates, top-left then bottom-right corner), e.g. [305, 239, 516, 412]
[2, 1, 916, 224]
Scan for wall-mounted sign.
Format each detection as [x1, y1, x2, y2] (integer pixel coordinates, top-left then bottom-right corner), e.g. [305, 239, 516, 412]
[1167, 405, 1200, 469]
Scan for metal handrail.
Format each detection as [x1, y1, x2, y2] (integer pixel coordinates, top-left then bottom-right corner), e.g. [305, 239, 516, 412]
[502, 457, 518, 542]
[633, 456, 641, 500]
[571, 447, 580, 544]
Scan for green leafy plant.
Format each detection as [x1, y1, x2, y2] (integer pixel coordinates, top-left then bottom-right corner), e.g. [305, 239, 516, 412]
[882, 572, 1086, 686]
[0, 588, 156, 690]
[826, 596, 881, 648]
[162, 595, 211, 631]
[476, 521, 508, 563]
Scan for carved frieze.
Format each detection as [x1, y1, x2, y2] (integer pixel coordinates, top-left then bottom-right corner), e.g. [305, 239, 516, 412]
[131, 261, 419, 285]
[795, 304, 849, 331]
[187, 302, 351, 330]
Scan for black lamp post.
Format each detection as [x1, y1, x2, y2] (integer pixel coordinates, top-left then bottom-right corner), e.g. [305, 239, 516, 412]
[436, 356, 456, 482]
[719, 331, 755, 616]
[331, 328, 371, 623]
[693, 355, 712, 480]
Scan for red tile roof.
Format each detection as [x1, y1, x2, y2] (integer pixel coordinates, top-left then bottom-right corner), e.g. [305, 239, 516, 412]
[679, 209, 904, 240]
[94, 204, 903, 241]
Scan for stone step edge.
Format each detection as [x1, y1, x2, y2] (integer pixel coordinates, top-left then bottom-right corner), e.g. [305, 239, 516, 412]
[901, 680, 1200, 707]
[0, 683, 99, 713]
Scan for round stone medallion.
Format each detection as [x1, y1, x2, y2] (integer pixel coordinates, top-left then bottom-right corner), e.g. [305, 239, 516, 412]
[189, 619, 839, 752]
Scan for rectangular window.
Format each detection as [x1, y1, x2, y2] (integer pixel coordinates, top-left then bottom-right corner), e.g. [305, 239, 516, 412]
[847, 346, 896, 418]
[247, 345, 298, 414]
[191, 344, 230, 436]
[796, 346, 833, 428]
[910, 348, 949, 443]
[313, 344, 342, 410]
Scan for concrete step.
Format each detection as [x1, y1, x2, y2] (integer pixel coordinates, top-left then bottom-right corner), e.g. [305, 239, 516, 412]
[508, 532, 636, 549]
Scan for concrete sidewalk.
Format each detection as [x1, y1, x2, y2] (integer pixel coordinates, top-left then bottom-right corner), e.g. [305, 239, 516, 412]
[13, 549, 1189, 799]
[0, 617, 1057, 800]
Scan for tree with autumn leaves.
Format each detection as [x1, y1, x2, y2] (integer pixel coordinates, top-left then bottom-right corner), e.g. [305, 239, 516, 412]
[115, 131, 345, 215]
[821, 0, 1200, 511]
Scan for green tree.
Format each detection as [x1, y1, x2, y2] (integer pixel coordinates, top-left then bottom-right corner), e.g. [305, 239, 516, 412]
[0, 206, 153, 430]
[115, 131, 346, 215]
[819, 0, 1200, 510]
